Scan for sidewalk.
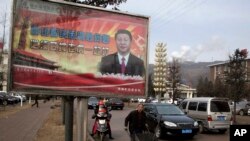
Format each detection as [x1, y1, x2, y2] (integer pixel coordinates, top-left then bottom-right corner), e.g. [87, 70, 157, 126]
[0, 101, 52, 141]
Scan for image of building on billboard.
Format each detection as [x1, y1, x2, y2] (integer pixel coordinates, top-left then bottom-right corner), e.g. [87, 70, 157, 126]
[10, 0, 149, 97]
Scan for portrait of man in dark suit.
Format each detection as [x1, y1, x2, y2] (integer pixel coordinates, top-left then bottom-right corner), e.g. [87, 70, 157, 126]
[99, 29, 145, 77]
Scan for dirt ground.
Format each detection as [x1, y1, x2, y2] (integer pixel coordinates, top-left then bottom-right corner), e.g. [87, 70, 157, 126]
[33, 101, 94, 141]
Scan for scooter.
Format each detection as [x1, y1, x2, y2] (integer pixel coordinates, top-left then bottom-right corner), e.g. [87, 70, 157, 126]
[96, 110, 109, 141]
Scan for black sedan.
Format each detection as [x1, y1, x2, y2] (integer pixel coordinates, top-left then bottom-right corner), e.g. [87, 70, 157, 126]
[108, 98, 124, 110]
[144, 103, 199, 139]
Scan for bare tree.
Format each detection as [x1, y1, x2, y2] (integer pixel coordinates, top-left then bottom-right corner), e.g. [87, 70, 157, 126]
[168, 57, 181, 104]
[213, 77, 227, 97]
[196, 76, 204, 97]
[64, 0, 127, 9]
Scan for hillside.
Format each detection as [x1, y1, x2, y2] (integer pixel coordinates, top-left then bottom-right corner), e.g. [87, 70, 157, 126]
[148, 61, 223, 88]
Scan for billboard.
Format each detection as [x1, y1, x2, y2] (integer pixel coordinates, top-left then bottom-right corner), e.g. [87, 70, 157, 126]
[9, 0, 149, 97]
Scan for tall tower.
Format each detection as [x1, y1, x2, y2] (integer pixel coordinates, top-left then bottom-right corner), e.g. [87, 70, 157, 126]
[153, 43, 167, 102]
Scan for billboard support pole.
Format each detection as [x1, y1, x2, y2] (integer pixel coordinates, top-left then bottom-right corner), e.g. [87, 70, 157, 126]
[76, 97, 88, 141]
[65, 96, 74, 141]
[62, 97, 65, 125]
[83, 97, 88, 141]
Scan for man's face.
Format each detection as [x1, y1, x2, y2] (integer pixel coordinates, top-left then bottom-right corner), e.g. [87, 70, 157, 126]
[115, 33, 131, 55]
[137, 104, 144, 113]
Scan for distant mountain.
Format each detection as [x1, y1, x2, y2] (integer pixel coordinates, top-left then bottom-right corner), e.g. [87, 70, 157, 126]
[148, 61, 223, 88]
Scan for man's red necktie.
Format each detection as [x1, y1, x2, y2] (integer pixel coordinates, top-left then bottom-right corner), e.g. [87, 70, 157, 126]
[121, 57, 126, 74]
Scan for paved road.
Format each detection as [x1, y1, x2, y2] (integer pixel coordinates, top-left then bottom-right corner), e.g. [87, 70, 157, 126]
[88, 107, 131, 141]
[1, 101, 249, 141]
[88, 106, 243, 141]
[0, 101, 52, 141]
[86, 102, 250, 141]
[163, 130, 229, 141]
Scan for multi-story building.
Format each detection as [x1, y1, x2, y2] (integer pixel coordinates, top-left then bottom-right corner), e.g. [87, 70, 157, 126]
[208, 58, 250, 84]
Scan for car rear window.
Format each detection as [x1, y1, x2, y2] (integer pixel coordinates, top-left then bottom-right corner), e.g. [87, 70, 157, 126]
[210, 100, 230, 112]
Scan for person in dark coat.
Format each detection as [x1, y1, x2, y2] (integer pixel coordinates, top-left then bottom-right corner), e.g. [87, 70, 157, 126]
[99, 29, 145, 77]
[31, 95, 39, 108]
[125, 103, 147, 141]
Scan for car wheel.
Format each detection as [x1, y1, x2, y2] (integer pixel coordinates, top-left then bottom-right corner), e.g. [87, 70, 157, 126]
[3, 100, 7, 106]
[154, 125, 162, 139]
[218, 129, 227, 134]
[239, 110, 244, 116]
[121, 107, 123, 110]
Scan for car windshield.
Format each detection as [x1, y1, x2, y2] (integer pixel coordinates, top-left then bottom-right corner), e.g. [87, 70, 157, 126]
[156, 105, 184, 115]
[210, 100, 230, 112]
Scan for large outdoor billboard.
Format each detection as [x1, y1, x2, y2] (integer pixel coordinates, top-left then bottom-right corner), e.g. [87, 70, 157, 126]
[9, 0, 149, 97]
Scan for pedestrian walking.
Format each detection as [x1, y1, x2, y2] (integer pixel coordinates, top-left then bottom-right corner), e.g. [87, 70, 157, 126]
[31, 95, 39, 108]
[124, 103, 147, 141]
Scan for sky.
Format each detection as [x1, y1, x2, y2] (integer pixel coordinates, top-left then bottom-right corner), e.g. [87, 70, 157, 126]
[1, 0, 250, 64]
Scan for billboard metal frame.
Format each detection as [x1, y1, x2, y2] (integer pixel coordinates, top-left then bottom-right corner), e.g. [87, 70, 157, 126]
[7, 0, 150, 98]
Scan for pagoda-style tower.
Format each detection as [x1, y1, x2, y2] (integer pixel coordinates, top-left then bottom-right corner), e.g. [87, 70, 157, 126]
[153, 43, 168, 101]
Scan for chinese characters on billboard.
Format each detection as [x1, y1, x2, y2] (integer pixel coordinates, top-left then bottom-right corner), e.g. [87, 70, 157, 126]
[10, 0, 149, 97]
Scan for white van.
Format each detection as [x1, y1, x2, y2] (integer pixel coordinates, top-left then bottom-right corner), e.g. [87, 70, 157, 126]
[179, 97, 232, 134]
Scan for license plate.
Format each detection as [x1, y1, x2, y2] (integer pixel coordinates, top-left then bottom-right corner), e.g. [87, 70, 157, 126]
[182, 129, 192, 134]
[217, 116, 225, 121]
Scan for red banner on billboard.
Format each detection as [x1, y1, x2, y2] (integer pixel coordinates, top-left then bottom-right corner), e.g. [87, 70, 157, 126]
[10, 0, 149, 96]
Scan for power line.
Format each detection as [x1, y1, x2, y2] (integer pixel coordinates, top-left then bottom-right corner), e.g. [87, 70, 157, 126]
[161, 0, 197, 23]
[153, 0, 197, 26]
[151, 0, 184, 25]
[155, 0, 207, 29]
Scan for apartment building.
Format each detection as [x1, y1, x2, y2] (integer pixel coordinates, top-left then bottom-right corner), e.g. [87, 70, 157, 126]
[208, 58, 250, 84]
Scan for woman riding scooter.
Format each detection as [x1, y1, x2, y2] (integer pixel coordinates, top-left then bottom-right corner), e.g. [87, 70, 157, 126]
[91, 100, 114, 140]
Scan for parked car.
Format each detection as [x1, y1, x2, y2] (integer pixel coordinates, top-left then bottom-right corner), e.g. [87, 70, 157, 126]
[0, 91, 8, 105]
[138, 98, 146, 103]
[6, 95, 19, 105]
[10, 93, 27, 102]
[108, 98, 124, 110]
[144, 103, 199, 139]
[179, 97, 232, 134]
[88, 97, 99, 109]
[130, 98, 138, 103]
[234, 101, 250, 116]
[145, 97, 174, 104]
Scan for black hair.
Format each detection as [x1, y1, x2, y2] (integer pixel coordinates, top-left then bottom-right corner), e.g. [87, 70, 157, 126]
[115, 29, 132, 41]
